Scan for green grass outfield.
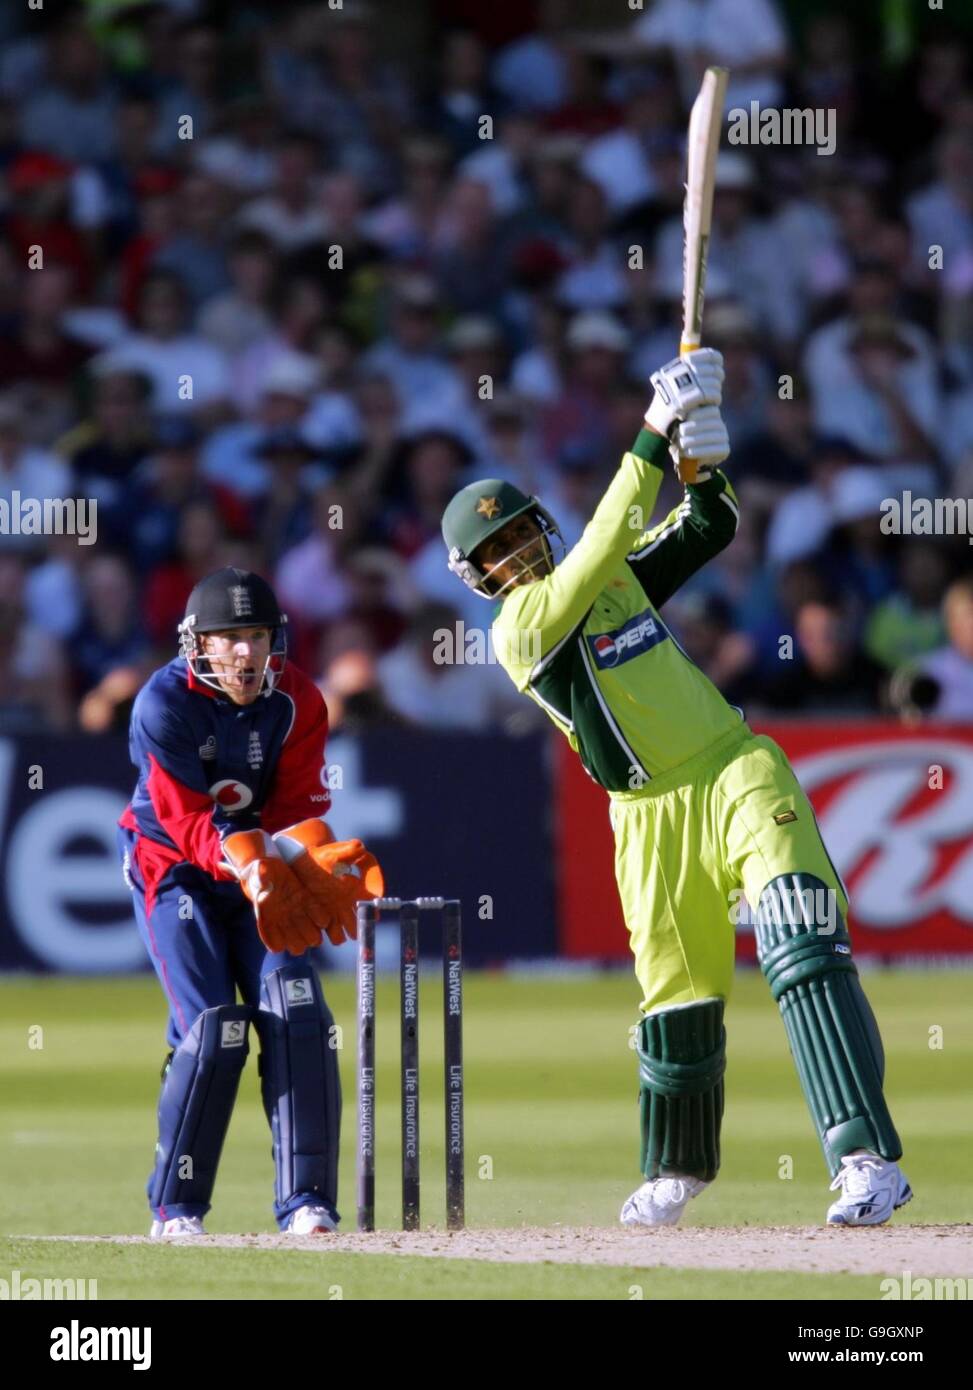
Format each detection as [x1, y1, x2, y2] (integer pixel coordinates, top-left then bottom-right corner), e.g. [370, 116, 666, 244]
[1, 968, 970, 1300]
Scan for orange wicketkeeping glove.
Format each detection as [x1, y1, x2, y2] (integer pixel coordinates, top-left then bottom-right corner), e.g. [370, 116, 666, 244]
[273, 818, 386, 946]
[223, 830, 323, 956]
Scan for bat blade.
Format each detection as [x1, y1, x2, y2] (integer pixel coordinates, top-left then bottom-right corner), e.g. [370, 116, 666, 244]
[679, 65, 729, 483]
[682, 65, 728, 350]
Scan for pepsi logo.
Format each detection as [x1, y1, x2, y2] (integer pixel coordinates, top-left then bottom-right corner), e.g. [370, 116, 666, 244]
[588, 610, 665, 669]
[208, 779, 254, 811]
[592, 634, 618, 666]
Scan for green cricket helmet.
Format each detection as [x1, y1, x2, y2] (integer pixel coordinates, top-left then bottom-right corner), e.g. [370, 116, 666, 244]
[442, 477, 564, 598]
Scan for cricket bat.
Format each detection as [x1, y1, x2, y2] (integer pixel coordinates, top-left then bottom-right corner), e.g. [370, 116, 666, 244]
[678, 65, 729, 483]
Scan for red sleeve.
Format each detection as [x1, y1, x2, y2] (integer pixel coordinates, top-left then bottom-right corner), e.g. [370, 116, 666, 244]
[146, 755, 236, 880]
[260, 664, 333, 835]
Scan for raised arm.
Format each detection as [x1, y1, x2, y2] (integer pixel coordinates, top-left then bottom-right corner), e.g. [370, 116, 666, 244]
[497, 429, 668, 663]
[626, 469, 739, 610]
[496, 350, 728, 674]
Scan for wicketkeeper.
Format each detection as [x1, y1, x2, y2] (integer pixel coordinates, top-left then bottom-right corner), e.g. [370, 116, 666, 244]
[441, 349, 911, 1226]
[118, 567, 383, 1238]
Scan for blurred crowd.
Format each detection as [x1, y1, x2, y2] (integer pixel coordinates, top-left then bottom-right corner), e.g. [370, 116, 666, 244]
[1, 0, 972, 736]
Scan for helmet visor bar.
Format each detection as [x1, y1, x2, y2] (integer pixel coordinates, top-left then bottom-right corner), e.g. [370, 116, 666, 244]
[480, 532, 555, 598]
[178, 617, 288, 694]
[475, 507, 566, 598]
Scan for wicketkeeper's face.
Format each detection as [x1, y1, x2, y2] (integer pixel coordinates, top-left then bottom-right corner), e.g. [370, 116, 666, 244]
[201, 626, 272, 704]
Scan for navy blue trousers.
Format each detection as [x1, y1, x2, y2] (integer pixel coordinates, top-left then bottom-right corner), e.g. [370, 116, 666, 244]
[118, 825, 339, 1228]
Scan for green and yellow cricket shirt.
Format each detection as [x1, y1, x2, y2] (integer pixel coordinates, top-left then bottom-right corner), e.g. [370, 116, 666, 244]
[492, 429, 743, 789]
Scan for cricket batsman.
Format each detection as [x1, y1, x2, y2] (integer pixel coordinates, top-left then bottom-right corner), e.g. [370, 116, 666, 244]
[118, 567, 383, 1238]
[441, 349, 912, 1227]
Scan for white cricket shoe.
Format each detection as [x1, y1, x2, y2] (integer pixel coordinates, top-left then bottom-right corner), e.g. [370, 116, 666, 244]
[620, 1175, 710, 1227]
[284, 1204, 338, 1235]
[827, 1151, 913, 1226]
[150, 1215, 206, 1240]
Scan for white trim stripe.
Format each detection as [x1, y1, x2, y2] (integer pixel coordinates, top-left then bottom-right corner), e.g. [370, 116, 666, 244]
[273, 687, 297, 743]
[578, 635, 649, 782]
[627, 487, 739, 561]
[626, 501, 691, 560]
[530, 622, 579, 680]
[719, 491, 739, 525]
[659, 613, 692, 663]
[527, 682, 574, 732]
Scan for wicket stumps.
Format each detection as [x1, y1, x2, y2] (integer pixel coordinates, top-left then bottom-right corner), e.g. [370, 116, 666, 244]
[356, 896, 465, 1232]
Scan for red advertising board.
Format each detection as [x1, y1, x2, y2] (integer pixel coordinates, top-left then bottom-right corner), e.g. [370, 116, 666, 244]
[555, 722, 973, 961]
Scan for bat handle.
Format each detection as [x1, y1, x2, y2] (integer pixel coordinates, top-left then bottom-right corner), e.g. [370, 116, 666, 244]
[676, 336, 700, 484]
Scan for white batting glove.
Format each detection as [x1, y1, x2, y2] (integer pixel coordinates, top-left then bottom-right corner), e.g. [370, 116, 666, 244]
[670, 404, 730, 481]
[644, 347, 724, 438]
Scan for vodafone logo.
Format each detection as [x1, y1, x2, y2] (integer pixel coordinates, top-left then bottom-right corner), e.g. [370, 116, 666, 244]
[795, 737, 973, 930]
[208, 779, 254, 811]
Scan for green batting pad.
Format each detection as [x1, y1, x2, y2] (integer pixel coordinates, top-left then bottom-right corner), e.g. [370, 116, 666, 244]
[636, 997, 725, 1182]
[755, 873, 902, 1176]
